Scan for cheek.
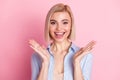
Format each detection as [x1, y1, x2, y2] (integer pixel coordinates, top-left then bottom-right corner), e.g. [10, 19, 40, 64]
[49, 29, 54, 39]
[65, 23, 71, 31]
[49, 27, 55, 35]
[64, 26, 71, 37]
[65, 26, 71, 32]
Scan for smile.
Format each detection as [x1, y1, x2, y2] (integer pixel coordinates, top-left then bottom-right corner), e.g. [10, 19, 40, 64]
[54, 32, 65, 39]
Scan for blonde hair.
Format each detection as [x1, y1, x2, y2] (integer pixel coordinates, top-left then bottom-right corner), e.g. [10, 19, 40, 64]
[44, 3, 75, 42]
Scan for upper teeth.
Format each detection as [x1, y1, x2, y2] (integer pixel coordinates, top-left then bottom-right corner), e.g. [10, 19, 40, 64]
[55, 32, 64, 34]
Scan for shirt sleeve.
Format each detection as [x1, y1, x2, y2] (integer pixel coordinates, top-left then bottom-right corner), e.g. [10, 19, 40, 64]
[82, 53, 93, 80]
[31, 53, 42, 80]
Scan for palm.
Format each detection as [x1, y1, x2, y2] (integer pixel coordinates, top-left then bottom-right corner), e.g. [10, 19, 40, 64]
[73, 40, 96, 63]
[29, 39, 50, 63]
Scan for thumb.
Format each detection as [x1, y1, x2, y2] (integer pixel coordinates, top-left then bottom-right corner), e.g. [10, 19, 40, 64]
[41, 45, 46, 49]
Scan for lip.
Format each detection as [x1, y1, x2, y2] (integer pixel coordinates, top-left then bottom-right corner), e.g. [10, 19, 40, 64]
[54, 32, 65, 39]
[54, 32, 65, 35]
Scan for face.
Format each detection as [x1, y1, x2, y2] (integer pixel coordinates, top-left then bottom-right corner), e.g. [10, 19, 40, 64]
[49, 12, 72, 42]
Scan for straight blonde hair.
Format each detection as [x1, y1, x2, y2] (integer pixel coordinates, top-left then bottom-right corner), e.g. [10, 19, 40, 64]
[44, 3, 75, 42]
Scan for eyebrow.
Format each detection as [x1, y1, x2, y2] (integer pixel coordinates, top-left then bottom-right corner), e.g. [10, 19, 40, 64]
[50, 19, 69, 22]
[62, 19, 69, 21]
[50, 19, 56, 22]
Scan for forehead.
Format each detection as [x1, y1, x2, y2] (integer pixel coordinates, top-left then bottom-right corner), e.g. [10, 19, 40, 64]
[50, 12, 71, 21]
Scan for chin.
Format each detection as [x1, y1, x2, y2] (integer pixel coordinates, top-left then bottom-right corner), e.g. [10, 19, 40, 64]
[54, 39, 64, 42]
[53, 37, 68, 43]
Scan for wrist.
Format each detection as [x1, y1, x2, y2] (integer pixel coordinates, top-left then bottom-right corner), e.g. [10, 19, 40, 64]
[42, 62, 49, 68]
[73, 61, 80, 67]
[73, 60, 80, 68]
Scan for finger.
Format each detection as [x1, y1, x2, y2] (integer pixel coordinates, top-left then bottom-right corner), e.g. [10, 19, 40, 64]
[78, 47, 84, 53]
[84, 46, 93, 52]
[78, 50, 90, 57]
[85, 41, 96, 48]
[77, 44, 93, 56]
[74, 51, 90, 61]
[87, 40, 96, 48]
[41, 45, 48, 54]
[29, 40, 41, 49]
[29, 39, 35, 44]
[30, 45, 45, 58]
[29, 45, 36, 51]
[41, 45, 46, 49]
[75, 48, 84, 57]
[84, 41, 96, 51]
[29, 39, 47, 55]
[29, 40, 36, 46]
[29, 39, 39, 46]
[33, 44, 47, 56]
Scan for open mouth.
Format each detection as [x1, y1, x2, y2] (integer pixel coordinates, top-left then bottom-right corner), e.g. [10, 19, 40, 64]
[54, 32, 65, 39]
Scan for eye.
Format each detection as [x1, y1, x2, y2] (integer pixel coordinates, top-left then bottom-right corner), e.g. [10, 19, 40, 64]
[50, 21, 56, 25]
[63, 22, 68, 24]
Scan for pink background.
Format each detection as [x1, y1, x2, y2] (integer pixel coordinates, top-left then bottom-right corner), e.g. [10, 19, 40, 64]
[0, 0, 120, 80]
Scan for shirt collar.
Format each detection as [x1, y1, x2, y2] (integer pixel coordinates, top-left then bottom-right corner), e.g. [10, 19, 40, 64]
[47, 42, 79, 56]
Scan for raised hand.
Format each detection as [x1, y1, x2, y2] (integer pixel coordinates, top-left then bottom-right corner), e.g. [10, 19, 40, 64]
[73, 40, 96, 63]
[29, 39, 50, 65]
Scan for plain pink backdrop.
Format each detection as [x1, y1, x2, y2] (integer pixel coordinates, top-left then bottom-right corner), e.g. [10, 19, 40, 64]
[0, 0, 120, 80]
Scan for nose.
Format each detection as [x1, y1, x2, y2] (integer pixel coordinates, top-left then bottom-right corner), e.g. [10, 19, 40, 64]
[56, 24, 62, 31]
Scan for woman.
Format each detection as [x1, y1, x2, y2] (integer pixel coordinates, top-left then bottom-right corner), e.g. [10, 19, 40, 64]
[29, 3, 96, 80]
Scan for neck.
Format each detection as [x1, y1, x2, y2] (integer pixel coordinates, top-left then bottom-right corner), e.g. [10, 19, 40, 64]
[51, 39, 71, 53]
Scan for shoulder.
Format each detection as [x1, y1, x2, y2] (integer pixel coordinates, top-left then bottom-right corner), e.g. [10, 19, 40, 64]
[70, 42, 80, 53]
[31, 52, 42, 63]
[81, 53, 93, 64]
[84, 53, 93, 61]
[32, 52, 40, 59]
